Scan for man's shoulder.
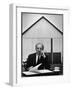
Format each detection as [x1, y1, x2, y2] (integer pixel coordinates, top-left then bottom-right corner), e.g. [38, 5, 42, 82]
[28, 53, 36, 57]
[44, 52, 49, 57]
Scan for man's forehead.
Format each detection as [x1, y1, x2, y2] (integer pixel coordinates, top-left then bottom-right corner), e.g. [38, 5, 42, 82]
[37, 44, 42, 48]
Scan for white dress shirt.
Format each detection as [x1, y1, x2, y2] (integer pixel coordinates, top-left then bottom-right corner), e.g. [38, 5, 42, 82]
[36, 54, 41, 64]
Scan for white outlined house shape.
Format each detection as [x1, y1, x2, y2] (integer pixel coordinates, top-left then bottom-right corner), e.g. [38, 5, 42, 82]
[22, 16, 63, 38]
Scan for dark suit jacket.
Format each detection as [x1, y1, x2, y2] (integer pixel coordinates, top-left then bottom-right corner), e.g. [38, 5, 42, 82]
[26, 53, 51, 70]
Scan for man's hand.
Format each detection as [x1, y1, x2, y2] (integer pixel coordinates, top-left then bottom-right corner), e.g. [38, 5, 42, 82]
[28, 66, 33, 70]
[41, 51, 46, 58]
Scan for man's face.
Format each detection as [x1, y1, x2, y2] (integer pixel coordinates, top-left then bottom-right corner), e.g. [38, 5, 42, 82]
[36, 44, 43, 55]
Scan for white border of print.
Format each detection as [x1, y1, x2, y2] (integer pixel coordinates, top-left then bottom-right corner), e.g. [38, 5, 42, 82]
[9, 4, 70, 86]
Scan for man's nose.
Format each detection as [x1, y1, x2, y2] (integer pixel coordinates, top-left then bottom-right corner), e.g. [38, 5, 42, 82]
[38, 48, 41, 51]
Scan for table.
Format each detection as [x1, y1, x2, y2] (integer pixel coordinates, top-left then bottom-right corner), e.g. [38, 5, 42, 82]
[22, 69, 63, 77]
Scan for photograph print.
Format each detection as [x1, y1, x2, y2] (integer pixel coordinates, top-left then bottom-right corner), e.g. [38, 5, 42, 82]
[21, 12, 63, 77]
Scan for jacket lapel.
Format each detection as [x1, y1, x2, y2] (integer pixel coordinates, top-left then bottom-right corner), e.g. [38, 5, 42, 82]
[33, 53, 36, 66]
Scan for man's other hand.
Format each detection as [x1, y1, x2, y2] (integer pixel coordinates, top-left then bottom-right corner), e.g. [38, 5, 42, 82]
[29, 63, 42, 72]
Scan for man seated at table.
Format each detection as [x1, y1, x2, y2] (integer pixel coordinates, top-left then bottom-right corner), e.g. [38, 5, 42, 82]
[26, 43, 51, 71]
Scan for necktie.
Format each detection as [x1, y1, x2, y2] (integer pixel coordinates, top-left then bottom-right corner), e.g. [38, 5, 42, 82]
[37, 56, 40, 64]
